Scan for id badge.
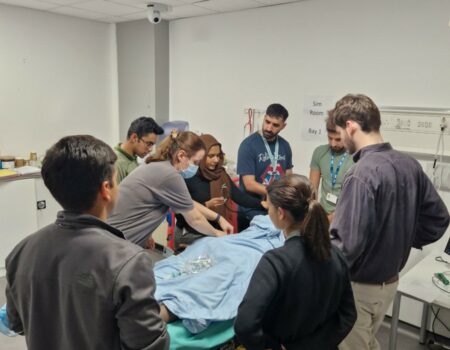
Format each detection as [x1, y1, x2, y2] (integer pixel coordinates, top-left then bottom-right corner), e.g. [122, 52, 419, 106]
[326, 193, 338, 204]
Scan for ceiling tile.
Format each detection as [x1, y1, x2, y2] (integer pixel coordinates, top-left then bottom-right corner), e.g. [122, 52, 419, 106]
[71, 0, 138, 15]
[164, 4, 215, 19]
[109, 0, 185, 10]
[179, 0, 210, 4]
[197, 0, 260, 12]
[254, 0, 300, 4]
[96, 15, 125, 22]
[117, 10, 149, 21]
[40, 0, 90, 5]
[50, 5, 106, 18]
[0, 0, 58, 10]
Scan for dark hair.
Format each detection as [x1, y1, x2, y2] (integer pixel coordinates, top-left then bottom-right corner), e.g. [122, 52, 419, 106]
[146, 131, 205, 163]
[41, 135, 117, 212]
[325, 110, 337, 133]
[127, 116, 164, 139]
[266, 103, 289, 121]
[333, 94, 381, 132]
[267, 174, 331, 262]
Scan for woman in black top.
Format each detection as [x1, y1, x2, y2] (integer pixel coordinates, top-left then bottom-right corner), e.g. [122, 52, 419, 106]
[174, 134, 263, 250]
[234, 174, 356, 350]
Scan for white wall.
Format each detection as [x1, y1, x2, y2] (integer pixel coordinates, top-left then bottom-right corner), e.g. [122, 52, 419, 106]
[0, 4, 118, 158]
[116, 19, 156, 139]
[170, 0, 450, 333]
[116, 19, 170, 140]
[169, 0, 450, 172]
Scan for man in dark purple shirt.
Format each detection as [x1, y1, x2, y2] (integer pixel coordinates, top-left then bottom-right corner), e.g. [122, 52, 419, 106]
[330, 94, 450, 350]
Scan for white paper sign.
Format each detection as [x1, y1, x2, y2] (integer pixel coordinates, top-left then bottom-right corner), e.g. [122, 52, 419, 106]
[301, 95, 335, 140]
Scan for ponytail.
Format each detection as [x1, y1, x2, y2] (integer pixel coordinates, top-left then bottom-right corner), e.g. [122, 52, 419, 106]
[267, 174, 332, 262]
[301, 199, 331, 262]
[146, 133, 176, 163]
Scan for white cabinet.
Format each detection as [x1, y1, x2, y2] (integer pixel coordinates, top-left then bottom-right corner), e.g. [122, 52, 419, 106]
[0, 177, 60, 276]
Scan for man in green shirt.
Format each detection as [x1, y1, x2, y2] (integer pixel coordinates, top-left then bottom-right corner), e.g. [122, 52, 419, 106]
[309, 112, 354, 219]
[115, 117, 164, 184]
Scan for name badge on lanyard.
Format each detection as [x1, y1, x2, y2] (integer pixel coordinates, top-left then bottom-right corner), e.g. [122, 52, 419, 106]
[327, 151, 347, 204]
[262, 135, 279, 183]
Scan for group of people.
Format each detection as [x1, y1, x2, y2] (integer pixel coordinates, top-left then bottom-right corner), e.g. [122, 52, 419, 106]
[3, 94, 450, 350]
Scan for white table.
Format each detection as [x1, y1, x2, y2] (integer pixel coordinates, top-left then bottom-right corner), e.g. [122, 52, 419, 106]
[389, 250, 450, 350]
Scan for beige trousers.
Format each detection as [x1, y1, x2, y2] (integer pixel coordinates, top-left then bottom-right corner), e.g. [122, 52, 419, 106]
[339, 281, 399, 350]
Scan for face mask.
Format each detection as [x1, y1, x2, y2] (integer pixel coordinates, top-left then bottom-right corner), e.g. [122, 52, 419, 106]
[180, 163, 199, 179]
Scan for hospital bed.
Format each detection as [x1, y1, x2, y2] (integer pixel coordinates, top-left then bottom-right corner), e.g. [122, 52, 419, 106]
[154, 215, 284, 349]
[1, 216, 283, 350]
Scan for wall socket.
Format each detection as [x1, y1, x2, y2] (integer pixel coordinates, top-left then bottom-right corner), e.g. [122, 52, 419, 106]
[426, 161, 450, 191]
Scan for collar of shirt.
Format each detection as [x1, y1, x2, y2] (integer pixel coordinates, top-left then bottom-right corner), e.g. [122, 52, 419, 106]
[285, 230, 301, 242]
[115, 143, 137, 162]
[352, 142, 392, 163]
[56, 210, 126, 239]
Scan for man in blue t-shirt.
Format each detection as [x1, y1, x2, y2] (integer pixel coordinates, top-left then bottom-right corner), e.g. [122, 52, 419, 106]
[237, 103, 293, 229]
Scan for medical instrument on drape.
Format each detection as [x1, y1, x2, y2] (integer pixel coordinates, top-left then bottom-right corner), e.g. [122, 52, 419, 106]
[435, 256, 450, 264]
[219, 182, 241, 214]
[221, 183, 228, 204]
[432, 271, 450, 293]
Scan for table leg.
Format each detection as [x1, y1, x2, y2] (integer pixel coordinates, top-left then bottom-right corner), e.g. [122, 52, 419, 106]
[389, 292, 402, 350]
[419, 302, 429, 344]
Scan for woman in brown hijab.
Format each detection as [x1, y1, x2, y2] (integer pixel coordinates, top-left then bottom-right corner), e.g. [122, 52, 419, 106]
[174, 134, 264, 250]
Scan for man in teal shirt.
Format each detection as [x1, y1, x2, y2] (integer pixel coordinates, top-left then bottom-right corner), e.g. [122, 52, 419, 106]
[309, 112, 353, 219]
[115, 117, 164, 184]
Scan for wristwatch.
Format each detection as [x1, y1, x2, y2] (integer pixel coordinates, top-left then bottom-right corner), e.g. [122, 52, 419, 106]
[213, 213, 221, 224]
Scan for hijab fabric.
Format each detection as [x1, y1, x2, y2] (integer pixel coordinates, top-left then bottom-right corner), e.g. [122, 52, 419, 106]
[198, 134, 233, 223]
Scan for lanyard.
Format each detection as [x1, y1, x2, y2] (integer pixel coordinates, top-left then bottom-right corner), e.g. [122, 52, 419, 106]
[262, 135, 279, 174]
[330, 151, 347, 190]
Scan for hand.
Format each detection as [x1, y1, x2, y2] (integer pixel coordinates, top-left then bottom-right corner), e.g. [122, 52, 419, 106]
[145, 236, 156, 250]
[218, 217, 234, 234]
[214, 230, 228, 237]
[327, 212, 335, 223]
[205, 197, 225, 208]
[261, 200, 268, 209]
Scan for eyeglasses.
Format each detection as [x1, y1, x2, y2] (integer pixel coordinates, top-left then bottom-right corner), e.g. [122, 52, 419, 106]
[139, 138, 155, 148]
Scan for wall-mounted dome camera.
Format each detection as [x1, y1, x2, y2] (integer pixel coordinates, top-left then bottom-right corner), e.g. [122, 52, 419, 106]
[147, 3, 171, 24]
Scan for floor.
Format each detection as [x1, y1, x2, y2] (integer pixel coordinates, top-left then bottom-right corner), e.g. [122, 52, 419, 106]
[0, 273, 448, 350]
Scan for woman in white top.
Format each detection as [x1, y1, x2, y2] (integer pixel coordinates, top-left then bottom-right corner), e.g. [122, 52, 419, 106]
[108, 131, 233, 248]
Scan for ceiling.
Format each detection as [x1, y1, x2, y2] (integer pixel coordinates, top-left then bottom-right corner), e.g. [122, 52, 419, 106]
[0, 0, 304, 23]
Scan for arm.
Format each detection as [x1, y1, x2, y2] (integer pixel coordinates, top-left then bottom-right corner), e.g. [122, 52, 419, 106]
[237, 139, 267, 196]
[242, 175, 267, 196]
[413, 175, 450, 248]
[194, 201, 233, 233]
[5, 283, 23, 334]
[113, 252, 169, 350]
[333, 265, 358, 343]
[234, 254, 279, 350]
[230, 180, 264, 210]
[284, 142, 293, 176]
[285, 257, 356, 348]
[330, 176, 375, 268]
[327, 212, 335, 223]
[180, 202, 231, 237]
[309, 168, 321, 194]
[309, 146, 322, 193]
[311, 166, 332, 222]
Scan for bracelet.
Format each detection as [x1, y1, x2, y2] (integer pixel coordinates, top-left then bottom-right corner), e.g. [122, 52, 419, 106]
[213, 213, 221, 224]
